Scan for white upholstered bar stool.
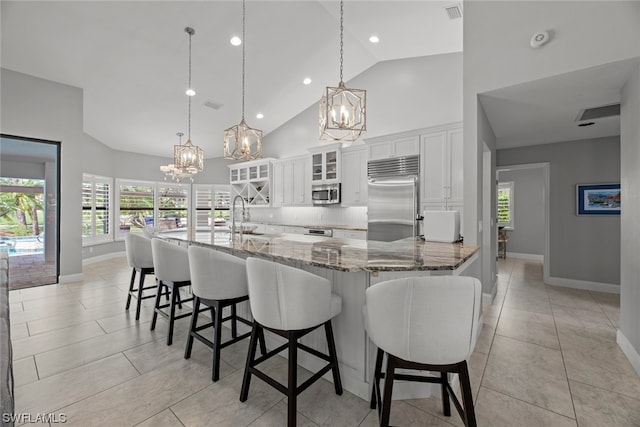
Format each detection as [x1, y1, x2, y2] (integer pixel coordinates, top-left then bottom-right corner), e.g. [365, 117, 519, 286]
[185, 245, 265, 381]
[150, 238, 194, 346]
[365, 276, 482, 427]
[240, 257, 343, 427]
[124, 233, 156, 320]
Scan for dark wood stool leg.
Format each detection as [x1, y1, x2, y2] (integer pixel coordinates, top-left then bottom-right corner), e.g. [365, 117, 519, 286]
[380, 355, 396, 427]
[239, 323, 260, 402]
[125, 268, 136, 310]
[212, 300, 224, 381]
[459, 361, 477, 427]
[231, 304, 238, 338]
[258, 326, 267, 356]
[371, 347, 384, 411]
[150, 280, 163, 331]
[135, 270, 146, 320]
[287, 333, 298, 427]
[167, 284, 178, 346]
[324, 321, 343, 395]
[184, 297, 200, 359]
[441, 371, 451, 416]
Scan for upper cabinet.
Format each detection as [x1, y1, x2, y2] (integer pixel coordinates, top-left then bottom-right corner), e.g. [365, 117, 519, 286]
[272, 156, 312, 207]
[367, 135, 420, 161]
[228, 158, 273, 207]
[309, 144, 341, 184]
[420, 126, 463, 207]
[341, 145, 368, 207]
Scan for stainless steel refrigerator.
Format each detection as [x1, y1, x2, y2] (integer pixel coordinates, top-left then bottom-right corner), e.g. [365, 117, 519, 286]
[367, 155, 420, 242]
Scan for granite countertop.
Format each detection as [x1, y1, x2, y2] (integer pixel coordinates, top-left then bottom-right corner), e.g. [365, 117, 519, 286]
[186, 233, 478, 272]
[245, 222, 367, 232]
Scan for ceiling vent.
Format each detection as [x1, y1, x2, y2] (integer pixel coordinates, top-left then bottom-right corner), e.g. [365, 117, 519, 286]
[203, 100, 224, 110]
[575, 103, 620, 122]
[445, 4, 462, 20]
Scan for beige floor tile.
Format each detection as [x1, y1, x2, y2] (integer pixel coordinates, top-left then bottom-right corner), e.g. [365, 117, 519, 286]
[171, 368, 283, 427]
[59, 358, 213, 427]
[12, 321, 105, 360]
[545, 286, 602, 312]
[570, 380, 640, 427]
[473, 324, 495, 355]
[11, 321, 30, 339]
[15, 353, 140, 416]
[35, 323, 164, 378]
[483, 335, 574, 418]
[13, 356, 39, 387]
[496, 307, 559, 350]
[10, 303, 87, 327]
[475, 387, 576, 427]
[468, 350, 489, 400]
[10, 284, 71, 302]
[482, 313, 499, 329]
[134, 409, 183, 427]
[407, 396, 464, 427]
[360, 400, 457, 427]
[20, 293, 83, 312]
[557, 324, 640, 400]
[26, 301, 132, 335]
[249, 401, 319, 427]
[503, 288, 552, 315]
[96, 305, 156, 333]
[551, 303, 613, 331]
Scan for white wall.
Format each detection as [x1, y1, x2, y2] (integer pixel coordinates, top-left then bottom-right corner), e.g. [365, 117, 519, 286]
[264, 53, 463, 158]
[497, 168, 545, 257]
[463, 1, 640, 283]
[620, 63, 640, 373]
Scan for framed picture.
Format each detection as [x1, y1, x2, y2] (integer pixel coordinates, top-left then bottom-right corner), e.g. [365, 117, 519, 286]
[576, 183, 621, 215]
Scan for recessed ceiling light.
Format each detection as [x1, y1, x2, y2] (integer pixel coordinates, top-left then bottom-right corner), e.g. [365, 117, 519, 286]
[256, 113, 264, 119]
[230, 36, 242, 46]
[369, 35, 380, 43]
[303, 77, 312, 85]
[185, 88, 196, 96]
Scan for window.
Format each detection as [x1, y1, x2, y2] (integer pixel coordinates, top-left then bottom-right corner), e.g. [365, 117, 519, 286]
[82, 174, 113, 245]
[116, 180, 154, 238]
[497, 181, 514, 229]
[193, 184, 230, 228]
[158, 184, 189, 232]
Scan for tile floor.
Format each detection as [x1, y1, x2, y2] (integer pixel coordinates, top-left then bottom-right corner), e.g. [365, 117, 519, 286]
[8, 254, 57, 290]
[8, 256, 640, 426]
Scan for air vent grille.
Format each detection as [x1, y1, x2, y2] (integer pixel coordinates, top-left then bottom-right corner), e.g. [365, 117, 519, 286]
[368, 155, 420, 179]
[576, 103, 620, 121]
[445, 4, 462, 19]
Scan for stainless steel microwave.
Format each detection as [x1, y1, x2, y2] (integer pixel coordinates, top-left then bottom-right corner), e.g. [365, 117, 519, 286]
[311, 183, 341, 205]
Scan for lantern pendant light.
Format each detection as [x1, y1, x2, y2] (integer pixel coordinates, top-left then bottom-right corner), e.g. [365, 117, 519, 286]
[224, 0, 263, 161]
[174, 27, 204, 176]
[319, 0, 366, 142]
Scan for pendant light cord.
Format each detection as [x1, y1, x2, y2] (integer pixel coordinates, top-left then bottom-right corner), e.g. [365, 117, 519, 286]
[187, 28, 193, 141]
[241, 0, 246, 120]
[339, 0, 344, 84]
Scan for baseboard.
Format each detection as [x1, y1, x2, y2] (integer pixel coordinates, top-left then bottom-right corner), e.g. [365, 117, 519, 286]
[59, 273, 84, 283]
[82, 251, 126, 266]
[617, 329, 640, 376]
[546, 275, 620, 294]
[505, 252, 544, 261]
[483, 292, 495, 305]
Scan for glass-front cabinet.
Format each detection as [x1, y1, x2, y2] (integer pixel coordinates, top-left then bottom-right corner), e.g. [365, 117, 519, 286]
[228, 158, 273, 207]
[309, 144, 341, 184]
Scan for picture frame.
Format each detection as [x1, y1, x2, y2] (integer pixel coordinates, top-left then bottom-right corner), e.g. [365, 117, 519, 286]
[576, 183, 621, 215]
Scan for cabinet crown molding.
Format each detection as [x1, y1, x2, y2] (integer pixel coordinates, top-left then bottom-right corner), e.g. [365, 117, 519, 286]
[363, 121, 463, 145]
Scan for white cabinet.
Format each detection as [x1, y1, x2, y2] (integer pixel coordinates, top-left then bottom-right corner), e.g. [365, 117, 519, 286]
[272, 156, 311, 207]
[420, 125, 464, 235]
[333, 229, 367, 240]
[367, 135, 420, 161]
[264, 224, 285, 234]
[340, 146, 368, 207]
[228, 159, 272, 207]
[309, 144, 341, 184]
[284, 226, 306, 234]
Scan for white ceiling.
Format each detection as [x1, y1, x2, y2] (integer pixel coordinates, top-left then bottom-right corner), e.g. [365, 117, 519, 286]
[1, 1, 463, 159]
[480, 57, 640, 150]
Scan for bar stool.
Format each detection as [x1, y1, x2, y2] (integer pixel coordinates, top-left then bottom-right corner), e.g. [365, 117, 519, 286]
[240, 257, 343, 427]
[124, 233, 156, 320]
[150, 239, 194, 346]
[365, 276, 482, 427]
[185, 245, 266, 381]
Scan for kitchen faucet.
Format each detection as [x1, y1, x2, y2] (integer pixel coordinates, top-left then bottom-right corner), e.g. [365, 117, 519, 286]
[231, 195, 246, 240]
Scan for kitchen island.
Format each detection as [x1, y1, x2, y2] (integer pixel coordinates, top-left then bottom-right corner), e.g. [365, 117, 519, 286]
[168, 232, 479, 400]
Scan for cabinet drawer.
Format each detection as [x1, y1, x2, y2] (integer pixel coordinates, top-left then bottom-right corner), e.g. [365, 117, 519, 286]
[333, 229, 367, 240]
[284, 226, 305, 235]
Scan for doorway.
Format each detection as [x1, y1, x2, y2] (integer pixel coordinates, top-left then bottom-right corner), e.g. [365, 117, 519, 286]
[0, 135, 60, 289]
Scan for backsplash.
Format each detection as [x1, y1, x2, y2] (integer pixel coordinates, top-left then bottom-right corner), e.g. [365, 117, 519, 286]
[246, 206, 367, 227]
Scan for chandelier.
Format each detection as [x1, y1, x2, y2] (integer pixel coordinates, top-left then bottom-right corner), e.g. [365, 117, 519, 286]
[160, 27, 204, 182]
[319, 0, 366, 142]
[224, 0, 263, 161]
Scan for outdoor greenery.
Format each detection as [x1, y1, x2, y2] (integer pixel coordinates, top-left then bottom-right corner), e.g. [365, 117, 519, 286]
[0, 178, 45, 237]
[497, 187, 511, 225]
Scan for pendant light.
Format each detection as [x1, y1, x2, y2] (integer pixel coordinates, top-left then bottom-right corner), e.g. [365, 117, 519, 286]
[319, 0, 366, 142]
[174, 27, 204, 177]
[160, 133, 194, 182]
[224, 0, 263, 161]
